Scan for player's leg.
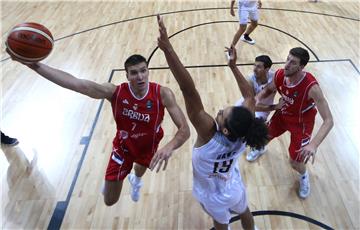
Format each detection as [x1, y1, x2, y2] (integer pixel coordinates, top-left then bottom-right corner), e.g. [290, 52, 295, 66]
[103, 180, 124, 206]
[103, 148, 133, 205]
[241, 9, 259, 45]
[199, 201, 230, 230]
[242, 20, 257, 44]
[247, 112, 285, 162]
[288, 120, 315, 198]
[128, 163, 147, 202]
[229, 183, 256, 230]
[238, 207, 255, 230]
[232, 9, 249, 46]
[247, 114, 267, 160]
[134, 163, 147, 177]
[213, 220, 229, 230]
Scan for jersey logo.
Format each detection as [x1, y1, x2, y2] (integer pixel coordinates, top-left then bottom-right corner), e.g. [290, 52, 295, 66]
[133, 103, 138, 110]
[293, 91, 298, 97]
[119, 130, 129, 139]
[146, 100, 153, 109]
[122, 99, 129, 104]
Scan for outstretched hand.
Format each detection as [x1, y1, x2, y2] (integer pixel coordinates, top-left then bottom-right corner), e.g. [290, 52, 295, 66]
[149, 146, 174, 172]
[225, 45, 237, 66]
[5, 47, 38, 67]
[157, 14, 171, 52]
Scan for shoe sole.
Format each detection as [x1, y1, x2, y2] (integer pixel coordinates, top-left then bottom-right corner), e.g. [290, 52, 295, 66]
[240, 38, 255, 45]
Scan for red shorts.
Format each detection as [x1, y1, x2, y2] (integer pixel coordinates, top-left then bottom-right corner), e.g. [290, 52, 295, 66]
[268, 111, 315, 162]
[105, 130, 164, 181]
[105, 142, 161, 181]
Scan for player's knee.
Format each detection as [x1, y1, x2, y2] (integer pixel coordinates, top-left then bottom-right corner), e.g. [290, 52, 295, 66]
[104, 198, 117, 206]
[239, 24, 247, 29]
[104, 196, 119, 206]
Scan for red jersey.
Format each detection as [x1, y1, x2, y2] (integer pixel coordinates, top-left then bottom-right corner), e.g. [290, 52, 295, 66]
[274, 69, 318, 123]
[111, 82, 165, 158]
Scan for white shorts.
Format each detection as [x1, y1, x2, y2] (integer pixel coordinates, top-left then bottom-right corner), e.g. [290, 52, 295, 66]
[199, 182, 248, 224]
[238, 8, 259, 24]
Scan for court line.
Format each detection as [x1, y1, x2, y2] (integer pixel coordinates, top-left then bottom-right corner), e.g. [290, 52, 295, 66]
[47, 70, 115, 230]
[113, 60, 360, 76]
[1, 6, 358, 62]
[209, 210, 334, 230]
[45, 6, 358, 230]
[147, 20, 320, 62]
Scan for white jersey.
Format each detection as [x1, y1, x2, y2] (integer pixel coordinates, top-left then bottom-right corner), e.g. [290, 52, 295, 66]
[251, 70, 275, 106]
[235, 70, 275, 120]
[192, 127, 246, 205]
[238, 0, 258, 10]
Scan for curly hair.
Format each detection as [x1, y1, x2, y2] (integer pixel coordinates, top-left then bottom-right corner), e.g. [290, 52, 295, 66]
[226, 106, 269, 149]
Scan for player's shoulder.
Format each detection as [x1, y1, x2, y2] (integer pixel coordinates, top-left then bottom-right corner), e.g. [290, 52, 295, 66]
[268, 69, 275, 78]
[305, 71, 317, 80]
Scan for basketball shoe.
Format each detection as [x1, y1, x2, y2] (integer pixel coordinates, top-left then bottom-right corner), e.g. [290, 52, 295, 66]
[128, 173, 143, 202]
[240, 34, 256, 45]
[246, 147, 266, 162]
[1, 132, 19, 146]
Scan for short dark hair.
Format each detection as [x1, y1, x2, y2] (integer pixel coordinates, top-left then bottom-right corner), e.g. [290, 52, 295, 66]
[255, 55, 272, 69]
[124, 54, 148, 72]
[289, 47, 310, 66]
[226, 106, 269, 149]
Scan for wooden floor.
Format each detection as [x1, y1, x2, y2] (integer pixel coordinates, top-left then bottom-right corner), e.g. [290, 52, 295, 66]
[1, 1, 359, 229]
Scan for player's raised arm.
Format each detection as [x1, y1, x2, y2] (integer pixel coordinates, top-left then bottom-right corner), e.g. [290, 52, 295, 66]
[226, 46, 256, 113]
[157, 15, 214, 140]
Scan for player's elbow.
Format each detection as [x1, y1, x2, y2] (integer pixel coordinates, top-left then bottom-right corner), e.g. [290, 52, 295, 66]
[179, 123, 190, 142]
[326, 116, 334, 130]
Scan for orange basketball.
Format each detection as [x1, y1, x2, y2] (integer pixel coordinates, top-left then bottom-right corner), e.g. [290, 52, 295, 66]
[6, 22, 54, 62]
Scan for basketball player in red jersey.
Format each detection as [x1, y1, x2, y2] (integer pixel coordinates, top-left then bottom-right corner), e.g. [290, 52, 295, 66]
[7, 51, 190, 205]
[254, 47, 333, 198]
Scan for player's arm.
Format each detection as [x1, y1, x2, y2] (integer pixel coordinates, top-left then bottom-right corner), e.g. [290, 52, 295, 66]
[256, 96, 284, 112]
[157, 15, 214, 140]
[227, 46, 256, 113]
[230, 0, 236, 16]
[300, 84, 334, 163]
[255, 78, 279, 111]
[7, 53, 116, 100]
[149, 87, 190, 172]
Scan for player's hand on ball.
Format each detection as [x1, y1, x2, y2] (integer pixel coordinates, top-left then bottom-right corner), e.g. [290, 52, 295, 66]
[6, 48, 37, 66]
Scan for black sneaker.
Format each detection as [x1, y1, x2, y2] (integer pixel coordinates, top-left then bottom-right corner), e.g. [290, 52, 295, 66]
[240, 34, 256, 45]
[1, 132, 19, 146]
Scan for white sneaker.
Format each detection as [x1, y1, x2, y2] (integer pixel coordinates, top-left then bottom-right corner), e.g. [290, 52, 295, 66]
[128, 173, 143, 202]
[299, 171, 310, 199]
[240, 34, 256, 45]
[246, 147, 266, 162]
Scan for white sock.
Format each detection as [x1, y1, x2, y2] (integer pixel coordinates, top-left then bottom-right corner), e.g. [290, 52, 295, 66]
[133, 174, 142, 184]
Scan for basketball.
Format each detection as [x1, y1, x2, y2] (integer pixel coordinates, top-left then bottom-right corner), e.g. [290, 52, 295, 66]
[6, 22, 54, 62]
